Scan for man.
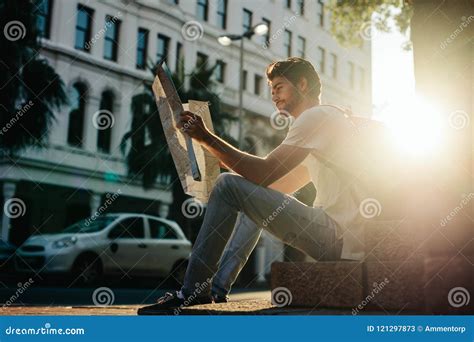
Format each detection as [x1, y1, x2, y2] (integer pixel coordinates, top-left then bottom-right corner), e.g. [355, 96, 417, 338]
[138, 57, 368, 314]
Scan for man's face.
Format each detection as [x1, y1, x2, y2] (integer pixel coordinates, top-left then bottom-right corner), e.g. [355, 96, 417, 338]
[269, 76, 302, 117]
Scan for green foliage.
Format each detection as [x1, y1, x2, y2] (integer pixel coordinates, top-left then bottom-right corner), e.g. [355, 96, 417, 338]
[327, 0, 413, 50]
[0, 0, 67, 153]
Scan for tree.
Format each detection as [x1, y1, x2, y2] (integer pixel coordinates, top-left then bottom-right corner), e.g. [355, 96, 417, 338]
[327, 0, 413, 50]
[0, 0, 67, 153]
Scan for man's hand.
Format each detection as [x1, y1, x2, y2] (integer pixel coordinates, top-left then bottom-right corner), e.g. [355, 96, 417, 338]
[176, 111, 211, 144]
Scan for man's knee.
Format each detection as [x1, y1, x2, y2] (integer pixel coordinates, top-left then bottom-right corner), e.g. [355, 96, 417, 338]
[214, 172, 242, 191]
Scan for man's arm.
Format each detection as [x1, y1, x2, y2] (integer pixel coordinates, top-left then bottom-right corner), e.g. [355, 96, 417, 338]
[177, 111, 311, 187]
[268, 164, 311, 194]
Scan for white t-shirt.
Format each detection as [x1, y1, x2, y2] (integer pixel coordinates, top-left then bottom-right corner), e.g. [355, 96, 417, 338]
[281, 105, 368, 260]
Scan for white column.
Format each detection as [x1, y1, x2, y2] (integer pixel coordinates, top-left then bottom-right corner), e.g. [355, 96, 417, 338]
[90, 192, 102, 216]
[1, 182, 17, 242]
[255, 236, 267, 282]
[84, 96, 101, 152]
[158, 203, 170, 218]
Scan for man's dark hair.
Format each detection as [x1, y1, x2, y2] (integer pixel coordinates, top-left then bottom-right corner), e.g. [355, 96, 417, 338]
[265, 57, 321, 101]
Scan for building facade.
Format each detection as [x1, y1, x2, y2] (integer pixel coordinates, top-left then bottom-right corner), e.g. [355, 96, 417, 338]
[0, 0, 371, 278]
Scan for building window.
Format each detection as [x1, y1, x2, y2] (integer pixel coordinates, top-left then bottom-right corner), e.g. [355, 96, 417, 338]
[284, 30, 292, 57]
[317, 0, 324, 27]
[242, 70, 248, 91]
[166, 0, 179, 4]
[176, 42, 184, 80]
[97, 91, 114, 153]
[296, 0, 304, 15]
[103, 15, 121, 61]
[286, 0, 291, 9]
[196, 52, 208, 70]
[67, 83, 87, 147]
[317, 46, 325, 74]
[197, 0, 208, 21]
[261, 18, 271, 47]
[37, 0, 53, 39]
[348, 61, 355, 89]
[157, 34, 170, 65]
[330, 53, 337, 79]
[359, 66, 365, 91]
[254, 74, 262, 95]
[217, 0, 227, 29]
[297, 36, 305, 58]
[74, 5, 94, 52]
[215, 60, 226, 83]
[136, 28, 148, 69]
[243, 9, 252, 33]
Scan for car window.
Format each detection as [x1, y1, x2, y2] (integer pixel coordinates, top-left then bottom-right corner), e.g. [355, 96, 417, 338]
[108, 217, 145, 239]
[149, 219, 178, 240]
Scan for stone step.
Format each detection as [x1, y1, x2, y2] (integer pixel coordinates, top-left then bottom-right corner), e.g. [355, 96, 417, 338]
[270, 261, 364, 308]
[363, 219, 425, 261]
[271, 260, 425, 312]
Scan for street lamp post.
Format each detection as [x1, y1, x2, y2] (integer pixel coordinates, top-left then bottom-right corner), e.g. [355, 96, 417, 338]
[218, 23, 268, 149]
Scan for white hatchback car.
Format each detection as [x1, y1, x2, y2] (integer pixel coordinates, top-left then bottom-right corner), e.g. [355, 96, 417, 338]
[15, 213, 191, 286]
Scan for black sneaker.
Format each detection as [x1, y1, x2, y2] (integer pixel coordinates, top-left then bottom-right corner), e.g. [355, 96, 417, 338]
[137, 291, 214, 315]
[212, 294, 229, 303]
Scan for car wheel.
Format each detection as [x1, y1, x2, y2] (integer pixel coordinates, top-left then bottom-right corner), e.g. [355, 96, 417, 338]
[72, 255, 102, 287]
[169, 260, 188, 288]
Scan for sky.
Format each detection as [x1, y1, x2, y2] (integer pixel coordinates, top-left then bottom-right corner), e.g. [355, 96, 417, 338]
[371, 26, 416, 117]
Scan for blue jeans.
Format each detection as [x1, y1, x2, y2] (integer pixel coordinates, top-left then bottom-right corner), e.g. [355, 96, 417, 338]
[182, 173, 343, 297]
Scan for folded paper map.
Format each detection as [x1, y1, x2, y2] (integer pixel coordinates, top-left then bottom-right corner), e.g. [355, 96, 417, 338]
[152, 64, 220, 203]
